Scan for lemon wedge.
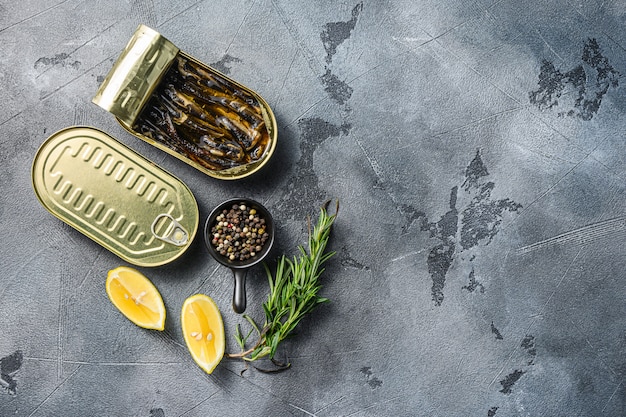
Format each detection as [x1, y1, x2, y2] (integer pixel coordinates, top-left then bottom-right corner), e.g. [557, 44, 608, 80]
[182, 294, 225, 374]
[106, 266, 166, 330]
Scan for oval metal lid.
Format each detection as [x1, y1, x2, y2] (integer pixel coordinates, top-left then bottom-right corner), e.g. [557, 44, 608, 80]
[32, 126, 199, 267]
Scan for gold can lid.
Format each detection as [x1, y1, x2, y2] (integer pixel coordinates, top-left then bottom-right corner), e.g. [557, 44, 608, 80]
[32, 126, 199, 267]
[92, 25, 179, 128]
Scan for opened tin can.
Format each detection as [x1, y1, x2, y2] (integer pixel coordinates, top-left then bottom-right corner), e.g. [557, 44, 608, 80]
[93, 25, 277, 180]
[32, 126, 199, 267]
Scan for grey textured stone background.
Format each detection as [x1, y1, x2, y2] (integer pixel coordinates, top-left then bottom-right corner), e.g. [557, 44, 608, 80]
[1, 1, 625, 416]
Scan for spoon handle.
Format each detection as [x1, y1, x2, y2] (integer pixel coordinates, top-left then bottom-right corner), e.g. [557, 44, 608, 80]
[232, 269, 248, 314]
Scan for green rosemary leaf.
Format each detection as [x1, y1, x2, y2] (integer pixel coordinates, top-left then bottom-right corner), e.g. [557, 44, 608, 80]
[243, 314, 261, 335]
[235, 324, 246, 350]
[269, 332, 280, 357]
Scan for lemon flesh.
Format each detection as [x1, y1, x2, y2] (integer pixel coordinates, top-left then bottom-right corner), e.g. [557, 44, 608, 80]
[182, 294, 225, 374]
[106, 266, 166, 330]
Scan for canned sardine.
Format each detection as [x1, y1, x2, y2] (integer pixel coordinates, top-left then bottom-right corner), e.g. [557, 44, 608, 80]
[93, 25, 277, 180]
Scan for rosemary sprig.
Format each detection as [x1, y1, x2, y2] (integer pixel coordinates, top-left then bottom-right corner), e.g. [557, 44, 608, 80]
[227, 200, 339, 368]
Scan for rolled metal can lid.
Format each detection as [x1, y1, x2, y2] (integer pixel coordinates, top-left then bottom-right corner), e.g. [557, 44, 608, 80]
[92, 24, 179, 128]
[31, 126, 199, 267]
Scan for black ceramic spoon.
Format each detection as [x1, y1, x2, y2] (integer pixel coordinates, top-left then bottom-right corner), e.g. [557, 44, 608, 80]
[204, 198, 274, 314]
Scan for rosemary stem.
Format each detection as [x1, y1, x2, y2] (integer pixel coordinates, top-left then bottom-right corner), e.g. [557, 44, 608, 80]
[228, 201, 338, 366]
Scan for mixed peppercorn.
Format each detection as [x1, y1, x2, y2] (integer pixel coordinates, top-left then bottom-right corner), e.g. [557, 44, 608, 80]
[210, 203, 270, 262]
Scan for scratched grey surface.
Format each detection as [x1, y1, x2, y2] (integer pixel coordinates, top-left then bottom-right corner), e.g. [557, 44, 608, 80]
[1, 0, 625, 416]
